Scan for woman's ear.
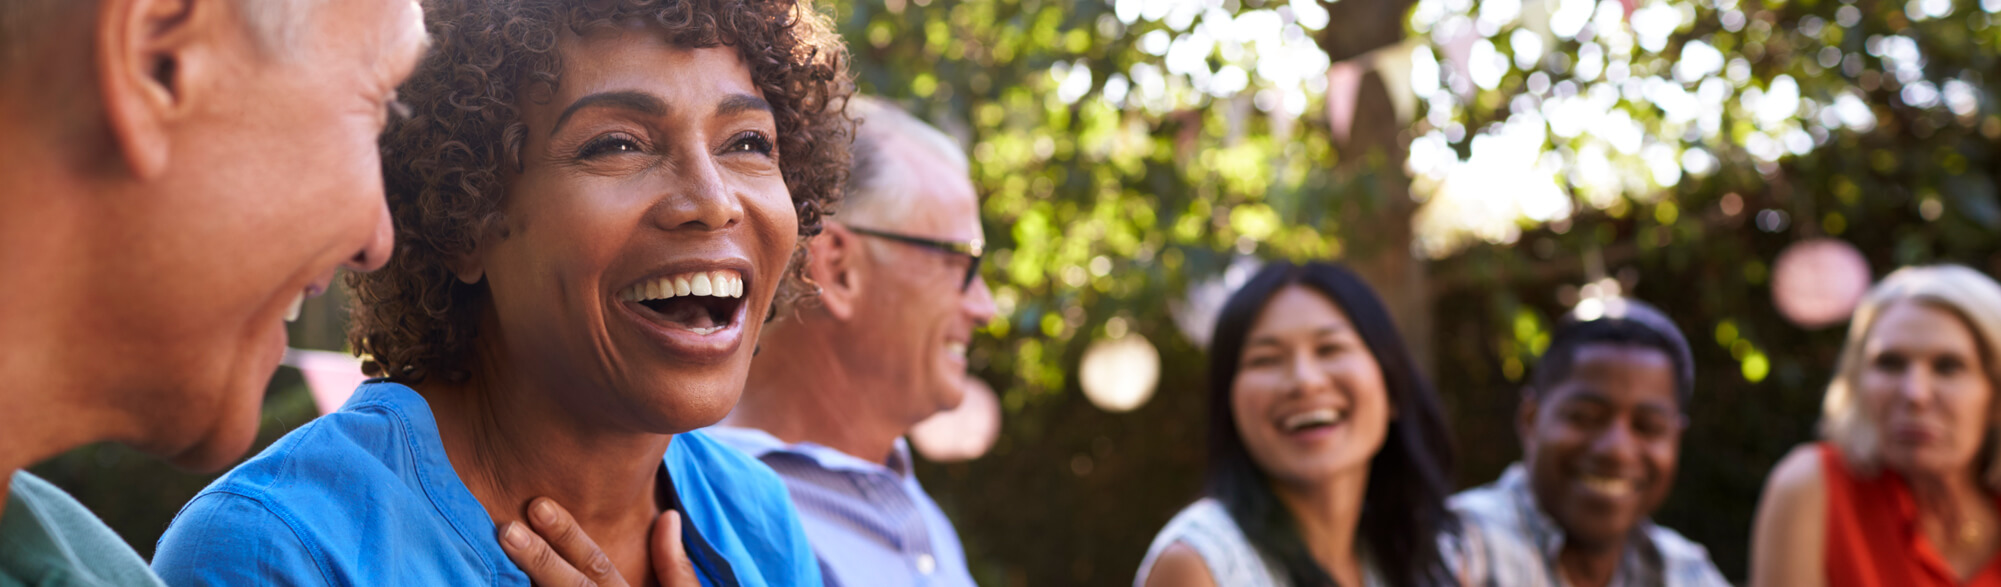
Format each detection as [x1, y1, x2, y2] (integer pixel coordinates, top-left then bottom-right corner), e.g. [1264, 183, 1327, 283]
[452, 222, 503, 284]
[809, 225, 861, 321]
[451, 254, 485, 285]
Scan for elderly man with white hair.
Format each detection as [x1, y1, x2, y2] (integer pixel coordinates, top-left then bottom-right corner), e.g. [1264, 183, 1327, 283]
[0, 0, 424, 582]
[710, 97, 996, 587]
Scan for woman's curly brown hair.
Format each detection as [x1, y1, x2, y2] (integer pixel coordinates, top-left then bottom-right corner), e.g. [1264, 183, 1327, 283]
[347, 0, 853, 383]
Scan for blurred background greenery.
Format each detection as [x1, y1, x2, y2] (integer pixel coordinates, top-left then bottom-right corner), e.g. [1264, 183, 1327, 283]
[35, 0, 2001, 584]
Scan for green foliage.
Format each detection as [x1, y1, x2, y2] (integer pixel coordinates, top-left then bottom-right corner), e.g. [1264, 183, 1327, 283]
[1413, 0, 2001, 248]
[842, 0, 1368, 424]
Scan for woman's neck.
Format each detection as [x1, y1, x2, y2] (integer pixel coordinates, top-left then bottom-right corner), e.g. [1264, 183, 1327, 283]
[1271, 468, 1371, 587]
[1906, 463, 1989, 511]
[419, 357, 672, 584]
[1904, 463, 2001, 580]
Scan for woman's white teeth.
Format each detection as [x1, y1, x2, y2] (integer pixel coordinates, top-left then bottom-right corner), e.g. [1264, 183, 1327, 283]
[945, 342, 967, 360]
[1281, 408, 1345, 432]
[284, 292, 306, 323]
[620, 270, 744, 302]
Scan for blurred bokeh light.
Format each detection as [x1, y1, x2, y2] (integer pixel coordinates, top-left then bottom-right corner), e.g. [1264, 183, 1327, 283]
[1772, 238, 1872, 329]
[911, 378, 1005, 462]
[1079, 334, 1162, 412]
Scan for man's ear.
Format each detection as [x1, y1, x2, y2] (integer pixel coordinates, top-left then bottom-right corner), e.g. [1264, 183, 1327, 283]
[1516, 387, 1541, 451]
[808, 226, 861, 321]
[96, 0, 210, 181]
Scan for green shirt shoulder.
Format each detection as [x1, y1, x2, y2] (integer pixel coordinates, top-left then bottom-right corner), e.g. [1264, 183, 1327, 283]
[0, 471, 162, 587]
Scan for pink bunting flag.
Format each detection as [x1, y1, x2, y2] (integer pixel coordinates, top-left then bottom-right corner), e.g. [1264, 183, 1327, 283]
[1325, 60, 1366, 145]
[282, 348, 369, 415]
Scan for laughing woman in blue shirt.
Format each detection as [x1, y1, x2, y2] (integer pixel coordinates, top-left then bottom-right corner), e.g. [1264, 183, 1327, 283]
[151, 0, 854, 584]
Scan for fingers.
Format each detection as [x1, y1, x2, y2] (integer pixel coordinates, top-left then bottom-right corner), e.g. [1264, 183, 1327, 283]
[499, 520, 603, 587]
[495, 497, 627, 587]
[651, 510, 703, 587]
[529, 498, 627, 587]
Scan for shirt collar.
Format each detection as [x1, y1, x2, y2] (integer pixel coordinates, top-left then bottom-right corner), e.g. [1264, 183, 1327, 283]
[1497, 462, 1666, 585]
[703, 426, 914, 478]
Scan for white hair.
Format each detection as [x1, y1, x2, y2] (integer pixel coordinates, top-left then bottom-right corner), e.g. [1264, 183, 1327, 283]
[1, 0, 321, 71]
[235, 0, 326, 60]
[839, 96, 970, 227]
[1821, 264, 2001, 490]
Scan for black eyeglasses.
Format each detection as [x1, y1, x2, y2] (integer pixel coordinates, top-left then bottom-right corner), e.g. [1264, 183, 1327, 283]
[844, 225, 985, 292]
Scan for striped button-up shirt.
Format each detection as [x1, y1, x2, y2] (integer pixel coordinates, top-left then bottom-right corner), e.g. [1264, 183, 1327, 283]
[707, 427, 976, 587]
[1450, 463, 1730, 587]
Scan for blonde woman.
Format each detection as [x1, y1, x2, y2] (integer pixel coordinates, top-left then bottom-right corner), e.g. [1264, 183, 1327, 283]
[1752, 265, 2001, 586]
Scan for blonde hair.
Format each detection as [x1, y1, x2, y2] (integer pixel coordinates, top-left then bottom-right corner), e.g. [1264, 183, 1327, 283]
[1821, 264, 2001, 489]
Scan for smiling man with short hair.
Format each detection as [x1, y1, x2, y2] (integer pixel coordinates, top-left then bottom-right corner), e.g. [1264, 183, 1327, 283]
[1451, 300, 1730, 587]
[0, 0, 424, 582]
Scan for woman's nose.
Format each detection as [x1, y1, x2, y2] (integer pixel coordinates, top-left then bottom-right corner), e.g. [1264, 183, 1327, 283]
[650, 152, 744, 232]
[1288, 350, 1332, 394]
[1898, 368, 1936, 407]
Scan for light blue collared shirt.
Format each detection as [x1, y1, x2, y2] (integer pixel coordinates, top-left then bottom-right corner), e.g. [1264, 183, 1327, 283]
[1449, 463, 1730, 587]
[706, 426, 976, 587]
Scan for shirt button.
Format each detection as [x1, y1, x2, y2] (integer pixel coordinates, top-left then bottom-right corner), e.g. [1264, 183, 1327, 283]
[917, 554, 937, 575]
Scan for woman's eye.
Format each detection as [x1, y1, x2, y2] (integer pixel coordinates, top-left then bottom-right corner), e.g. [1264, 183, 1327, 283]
[1936, 356, 1967, 376]
[1873, 354, 1909, 372]
[1316, 343, 1341, 357]
[725, 131, 775, 156]
[1244, 354, 1281, 369]
[579, 135, 643, 159]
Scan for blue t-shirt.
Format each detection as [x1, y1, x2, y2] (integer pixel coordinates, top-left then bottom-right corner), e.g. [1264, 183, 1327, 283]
[151, 381, 820, 586]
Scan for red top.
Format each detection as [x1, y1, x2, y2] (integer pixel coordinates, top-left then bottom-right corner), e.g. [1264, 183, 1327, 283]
[1823, 443, 2001, 586]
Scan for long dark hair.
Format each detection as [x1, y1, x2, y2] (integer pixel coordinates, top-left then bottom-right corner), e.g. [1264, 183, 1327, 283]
[1204, 261, 1458, 587]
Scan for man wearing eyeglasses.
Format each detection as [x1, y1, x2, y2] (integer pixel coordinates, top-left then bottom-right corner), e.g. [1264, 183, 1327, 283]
[708, 97, 993, 587]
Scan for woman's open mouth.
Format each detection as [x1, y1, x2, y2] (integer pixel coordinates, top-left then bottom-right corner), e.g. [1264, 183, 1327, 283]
[1275, 407, 1347, 442]
[615, 268, 752, 363]
[619, 269, 746, 335]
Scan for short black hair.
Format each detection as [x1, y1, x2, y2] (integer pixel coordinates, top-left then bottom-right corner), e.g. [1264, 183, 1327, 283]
[1527, 299, 1695, 410]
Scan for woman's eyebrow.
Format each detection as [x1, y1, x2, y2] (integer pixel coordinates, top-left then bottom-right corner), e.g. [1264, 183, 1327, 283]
[550, 91, 669, 137]
[715, 93, 771, 118]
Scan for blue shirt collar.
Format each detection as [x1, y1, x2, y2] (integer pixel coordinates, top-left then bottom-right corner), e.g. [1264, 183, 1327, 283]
[348, 381, 515, 572]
